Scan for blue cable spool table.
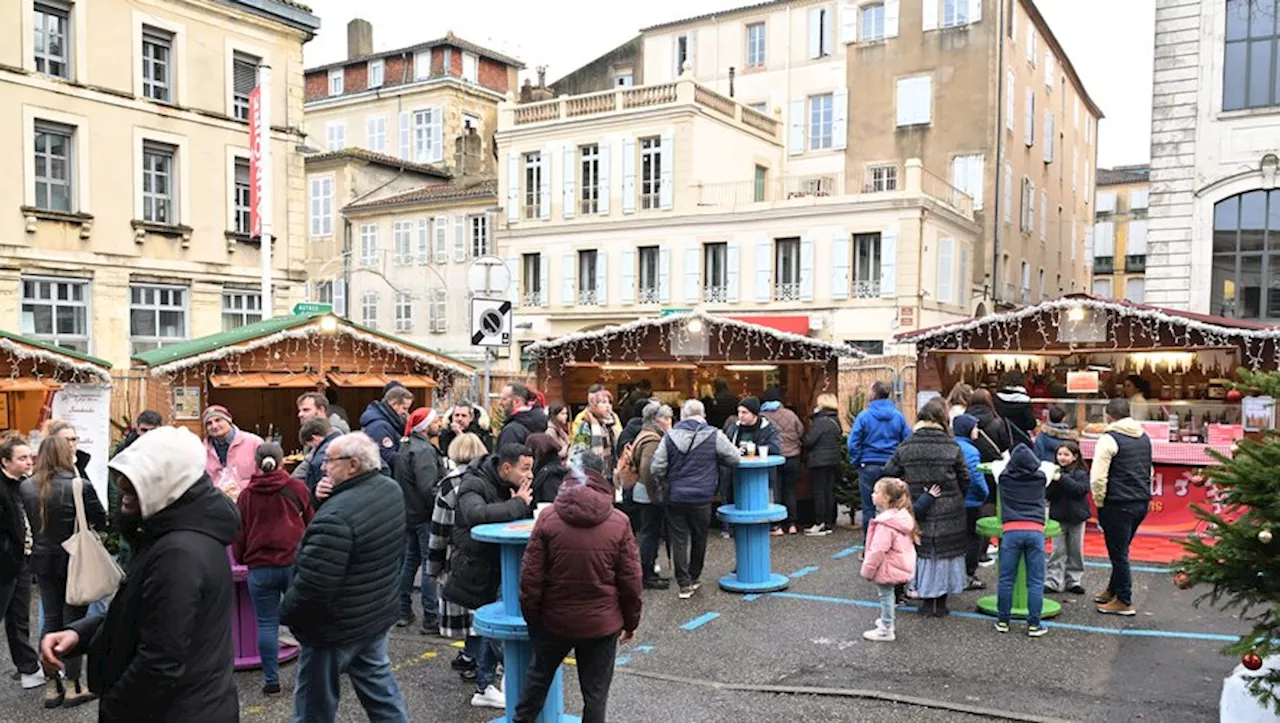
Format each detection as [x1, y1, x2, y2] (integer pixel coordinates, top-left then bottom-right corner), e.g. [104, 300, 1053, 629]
[716, 454, 790, 593]
[471, 519, 580, 723]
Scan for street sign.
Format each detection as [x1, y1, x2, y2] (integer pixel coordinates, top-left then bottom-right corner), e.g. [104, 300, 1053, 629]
[470, 297, 512, 348]
[293, 302, 333, 316]
[660, 308, 692, 317]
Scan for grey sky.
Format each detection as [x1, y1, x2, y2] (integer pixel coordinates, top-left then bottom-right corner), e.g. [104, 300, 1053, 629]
[301, 0, 1154, 169]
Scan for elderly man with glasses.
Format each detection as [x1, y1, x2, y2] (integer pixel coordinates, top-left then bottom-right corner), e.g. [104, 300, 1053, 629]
[280, 433, 409, 722]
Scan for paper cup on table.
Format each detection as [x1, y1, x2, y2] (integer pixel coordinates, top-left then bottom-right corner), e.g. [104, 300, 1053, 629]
[757, 445, 769, 458]
[744, 442, 756, 456]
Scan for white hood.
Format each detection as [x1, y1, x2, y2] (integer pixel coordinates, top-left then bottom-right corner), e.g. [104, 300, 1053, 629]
[107, 426, 208, 519]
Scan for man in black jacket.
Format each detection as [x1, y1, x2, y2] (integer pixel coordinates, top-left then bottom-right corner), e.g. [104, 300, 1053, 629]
[439, 402, 494, 454]
[497, 382, 548, 450]
[442, 443, 533, 709]
[0, 437, 41, 690]
[41, 426, 241, 722]
[393, 408, 445, 633]
[281, 432, 410, 722]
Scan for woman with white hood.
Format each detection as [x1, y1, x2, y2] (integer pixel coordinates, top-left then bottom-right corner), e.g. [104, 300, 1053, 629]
[40, 426, 241, 723]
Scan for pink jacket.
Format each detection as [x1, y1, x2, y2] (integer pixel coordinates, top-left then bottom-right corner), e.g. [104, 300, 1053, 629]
[205, 428, 265, 488]
[860, 507, 918, 586]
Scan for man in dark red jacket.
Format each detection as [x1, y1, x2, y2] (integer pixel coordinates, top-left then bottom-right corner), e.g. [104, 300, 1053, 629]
[515, 453, 642, 723]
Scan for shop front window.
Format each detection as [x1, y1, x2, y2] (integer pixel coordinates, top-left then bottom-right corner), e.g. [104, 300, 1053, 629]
[1211, 190, 1280, 319]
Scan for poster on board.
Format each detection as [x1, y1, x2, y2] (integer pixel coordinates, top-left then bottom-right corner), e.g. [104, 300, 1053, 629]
[51, 384, 112, 505]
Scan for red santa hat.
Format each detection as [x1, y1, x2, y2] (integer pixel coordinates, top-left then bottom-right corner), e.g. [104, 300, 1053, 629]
[405, 407, 439, 437]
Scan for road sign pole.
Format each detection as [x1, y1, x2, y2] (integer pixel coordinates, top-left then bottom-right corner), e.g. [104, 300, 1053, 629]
[483, 349, 492, 407]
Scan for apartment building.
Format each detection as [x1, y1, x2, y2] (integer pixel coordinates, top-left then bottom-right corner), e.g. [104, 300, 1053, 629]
[495, 75, 981, 358]
[0, 0, 319, 368]
[1090, 165, 1150, 302]
[301, 20, 520, 361]
[1147, 0, 1280, 320]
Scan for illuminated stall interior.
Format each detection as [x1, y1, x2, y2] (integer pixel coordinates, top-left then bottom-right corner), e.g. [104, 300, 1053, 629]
[0, 330, 112, 435]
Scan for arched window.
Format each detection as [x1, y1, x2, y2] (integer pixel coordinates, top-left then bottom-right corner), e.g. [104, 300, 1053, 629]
[1211, 190, 1280, 318]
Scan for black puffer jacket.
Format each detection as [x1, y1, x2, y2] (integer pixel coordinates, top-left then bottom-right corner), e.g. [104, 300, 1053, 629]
[393, 434, 445, 527]
[1048, 466, 1092, 525]
[441, 455, 531, 611]
[0, 472, 27, 578]
[532, 461, 569, 505]
[881, 424, 972, 560]
[280, 469, 405, 647]
[21, 468, 106, 574]
[69, 479, 241, 723]
[967, 402, 1009, 459]
[802, 409, 844, 469]
[497, 407, 549, 450]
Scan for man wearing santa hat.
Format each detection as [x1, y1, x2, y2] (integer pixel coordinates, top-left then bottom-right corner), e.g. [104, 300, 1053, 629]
[392, 408, 446, 634]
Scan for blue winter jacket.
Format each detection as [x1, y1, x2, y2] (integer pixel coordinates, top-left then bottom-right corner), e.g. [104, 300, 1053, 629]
[955, 437, 989, 508]
[998, 445, 1048, 527]
[359, 401, 403, 473]
[847, 399, 911, 466]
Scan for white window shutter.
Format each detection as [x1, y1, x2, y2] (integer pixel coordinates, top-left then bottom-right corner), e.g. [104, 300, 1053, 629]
[539, 146, 552, 220]
[417, 219, 429, 263]
[619, 249, 636, 305]
[1040, 192, 1048, 240]
[453, 216, 466, 262]
[672, 37, 680, 76]
[920, 77, 933, 123]
[841, 1, 859, 44]
[788, 98, 805, 155]
[885, 0, 900, 38]
[726, 242, 741, 303]
[968, 0, 982, 24]
[950, 156, 966, 197]
[506, 152, 520, 223]
[659, 247, 671, 303]
[799, 236, 815, 301]
[880, 225, 898, 298]
[754, 240, 772, 303]
[937, 237, 954, 304]
[808, 8, 823, 58]
[538, 255, 550, 305]
[959, 247, 970, 307]
[621, 137, 636, 213]
[507, 254, 521, 307]
[1029, 180, 1037, 231]
[434, 217, 448, 263]
[1024, 90, 1035, 147]
[968, 155, 984, 209]
[683, 246, 700, 303]
[922, 0, 938, 31]
[659, 131, 674, 209]
[562, 144, 575, 219]
[562, 252, 576, 306]
[832, 87, 848, 151]
[596, 251, 608, 305]
[1005, 70, 1015, 131]
[598, 142, 611, 214]
[1002, 163, 1013, 222]
[824, 7, 835, 53]
[687, 33, 696, 74]
[399, 111, 410, 159]
[334, 280, 347, 317]
[1129, 220, 1149, 254]
[429, 107, 444, 163]
[1043, 112, 1054, 164]
[831, 232, 850, 300]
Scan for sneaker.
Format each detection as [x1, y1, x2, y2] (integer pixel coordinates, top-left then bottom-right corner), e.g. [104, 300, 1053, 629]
[994, 621, 1010, 633]
[395, 613, 416, 628]
[643, 578, 671, 590]
[966, 576, 987, 591]
[720, 530, 731, 539]
[1096, 598, 1136, 616]
[262, 682, 282, 695]
[804, 525, 832, 537]
[278, 632, 300, 648]
[1094, 588, 1115, 605]
[1068, 584, 1087, 595]
[452, 652, 477, 672]
[787, 526, 798, 535]
[458, 668, 478, 682]
[1027, 625, 1049, 638]
[678, 585, 696, 600]
[19, 670, 44, 690]
[690, 579, 703, 591]
[62, 679, 94, 708]
[770, 527, 785, 537]
[862, 622, 895, 642]
[986, 543, 999, 556]
[1044, 585, 1062, 594]
[43, 677, 64, 709]
[470, 685, 505, 709]
[653, 563, 662, 575]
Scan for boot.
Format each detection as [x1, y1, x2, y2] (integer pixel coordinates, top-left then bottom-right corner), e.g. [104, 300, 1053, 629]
[917, 598, 935, 616]
[62, 679, 96, 708]
[933, 594, 951, 617]
[43, 676, 64, 709]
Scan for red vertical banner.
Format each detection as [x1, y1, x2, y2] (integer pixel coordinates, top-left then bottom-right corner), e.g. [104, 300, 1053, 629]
[248, 86, 263, 239]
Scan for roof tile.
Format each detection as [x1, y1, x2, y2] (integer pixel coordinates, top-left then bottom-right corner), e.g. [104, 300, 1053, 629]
[346, 180, 499, 211]
[304, 148, 451, 179]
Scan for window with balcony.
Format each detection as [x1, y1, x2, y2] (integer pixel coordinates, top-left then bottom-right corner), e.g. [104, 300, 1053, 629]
[580, 144, 600, 214]
[34, 2, 71, 79]
[524, 151, 543, 219]
[360, 224, 378, 267]
[129, 285, 187, 353]
[808, 93, 833, 151]
[394, 292, 413, 332]
[775, 238, 801, 300]
[853, 233, 881, 298]
[469, 215, 491, 257]
[704, 243, 728, 301]
[746, 22, 766, 67]
[361, 291, 378, 329]
[33, 121, 74, 213]
[637, 246, 661, 304]
[142, 142, 176, 224]
[1126, 254, 1147, 272]
[1211, 190, 1280, 319]
[640, 137, 663, 209]
[578, 250, 600, 305]
[866, 165, 898, 192]
[861, 4, 885, 41]
[522, 253, 544, 306]
[232, 52, 259, 121]
[1225, 0, 1280, 111]
[233, 158, 250, 234]
[221, 291, 261, 331]
[21, 277, 89, 352]
[141, 27, 174, 103]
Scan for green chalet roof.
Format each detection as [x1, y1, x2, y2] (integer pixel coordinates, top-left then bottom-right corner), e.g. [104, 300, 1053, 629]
[0, 328, 112, 382]
[131, 314, 475, 377]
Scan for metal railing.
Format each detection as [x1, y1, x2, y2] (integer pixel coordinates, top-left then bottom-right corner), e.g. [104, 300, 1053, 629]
[578, 289, 600, 306]
[522, 290, 545, 306]
[696, 174, 843, 209]
[638, 287, 661, 304]
[852, 279, 881, 298]
[774, 282, 801, 301]
[703, 285, 729, 302]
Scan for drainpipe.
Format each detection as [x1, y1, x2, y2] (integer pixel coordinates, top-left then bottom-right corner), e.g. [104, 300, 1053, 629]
[991, 0, 1008, 301]
[917, 208, 928, 312]
[728, 66, 736, 98]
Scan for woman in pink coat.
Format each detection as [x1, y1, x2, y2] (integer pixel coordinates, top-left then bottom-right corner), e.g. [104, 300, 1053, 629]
[202, 405, 263, 496]
[860, 477, 919, 643]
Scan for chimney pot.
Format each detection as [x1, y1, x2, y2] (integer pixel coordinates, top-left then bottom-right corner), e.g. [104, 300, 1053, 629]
[536, 66, 546, 87]
[347, 19, 373, 60]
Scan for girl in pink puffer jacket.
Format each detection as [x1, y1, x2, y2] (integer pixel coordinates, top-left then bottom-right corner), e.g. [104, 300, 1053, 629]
[860, 477, 919, 642]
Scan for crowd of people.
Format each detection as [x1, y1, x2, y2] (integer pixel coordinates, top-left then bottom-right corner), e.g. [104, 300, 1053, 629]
[0, 369, 1157, 720]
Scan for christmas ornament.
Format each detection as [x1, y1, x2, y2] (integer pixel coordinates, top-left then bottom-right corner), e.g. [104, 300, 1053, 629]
[1227, 388, 1244, 402]
[1190, 474, 1207, 488]
[1260, 529, 1273, 544]
[1242, 652, 1263, 671]
[1174, 571, 1192, 589]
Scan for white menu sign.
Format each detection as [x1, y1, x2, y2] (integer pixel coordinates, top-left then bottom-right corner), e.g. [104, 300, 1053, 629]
[51, 384, 112, 505]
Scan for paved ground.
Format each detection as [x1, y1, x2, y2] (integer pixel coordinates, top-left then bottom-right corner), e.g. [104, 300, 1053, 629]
[0, 519, 1241, 722]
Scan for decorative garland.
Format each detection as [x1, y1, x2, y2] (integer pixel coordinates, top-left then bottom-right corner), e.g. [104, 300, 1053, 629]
[1, 337, 111, 384]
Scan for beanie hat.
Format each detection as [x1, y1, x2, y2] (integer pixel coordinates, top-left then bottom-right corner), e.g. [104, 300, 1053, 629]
[202, 405, 233, 425]
[738, 396, 761, 416]
[952, 413, 979, 439]
[405, 408, 439, 437]
[383, 380, 406, 396]
[763, 387, 783, 404]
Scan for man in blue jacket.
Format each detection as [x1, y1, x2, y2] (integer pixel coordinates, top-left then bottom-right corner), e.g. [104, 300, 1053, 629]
[848, 382, 911, 543]
[360, 385, 414, 473]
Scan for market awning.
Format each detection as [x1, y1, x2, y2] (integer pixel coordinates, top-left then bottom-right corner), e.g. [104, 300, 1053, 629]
[0, 378, 63, 392]
[326, 373, 438, 389]
[210, 372, 324, 389]
[729, 315, 811, 336]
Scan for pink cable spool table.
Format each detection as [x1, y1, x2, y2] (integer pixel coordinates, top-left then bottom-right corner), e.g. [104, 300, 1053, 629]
[228, 549, 299, 670]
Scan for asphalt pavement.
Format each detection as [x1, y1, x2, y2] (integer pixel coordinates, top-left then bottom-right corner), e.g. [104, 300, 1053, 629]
[0, 520, 1241, 722]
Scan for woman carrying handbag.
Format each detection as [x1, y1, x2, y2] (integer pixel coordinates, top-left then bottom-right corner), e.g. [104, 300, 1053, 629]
[21, 428, 106, 708]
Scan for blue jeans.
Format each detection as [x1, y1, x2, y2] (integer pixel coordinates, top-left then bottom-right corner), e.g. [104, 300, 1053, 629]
[475, 636, 505, 693]
[293, 634, 408, 723]
[399, 523, 439, 625]
[859, 464, 885, 541]
[248, 565, 293, 686]
[997, 529, 1046, 626]
[877, 584, 896, 628]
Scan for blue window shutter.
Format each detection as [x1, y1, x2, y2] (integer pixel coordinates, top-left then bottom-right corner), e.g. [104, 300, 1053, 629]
[598, 142, 611, 214]
[597, 251, 609, 306]
[683, 246, 700, 303]
[562, 144, 575, 219]
[562, 252, 576, 306]
[755, 240, 772, 303]
[831, 231, 850, 300]
[506, 152, 519, 223]
[621, 138, 636, 213]
[726, 242, 741, 303]
[659, 131, 674, 210]
[659, 247, 671, 303]
[619, 248, 636, 305]
[799, 235, 815, 301]
[880, 224, 898, 298]
[539, 146, 552, 220]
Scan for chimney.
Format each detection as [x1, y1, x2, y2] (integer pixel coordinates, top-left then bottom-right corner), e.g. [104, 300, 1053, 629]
[520, 77, 533, 103]
[536, 65, 547, 88]
[454, 126, 486, 181]
[347, 19, 373, 59]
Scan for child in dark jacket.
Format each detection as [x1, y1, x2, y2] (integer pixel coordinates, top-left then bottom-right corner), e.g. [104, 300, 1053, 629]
[952, 414, 990, 590]
[995, 444, 1049, 637]
[1045, 440, 1090, 595]
[1033, 407, 1079, 463]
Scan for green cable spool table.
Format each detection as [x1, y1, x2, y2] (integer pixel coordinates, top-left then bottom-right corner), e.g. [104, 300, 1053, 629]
[974, 462, 1062, 620]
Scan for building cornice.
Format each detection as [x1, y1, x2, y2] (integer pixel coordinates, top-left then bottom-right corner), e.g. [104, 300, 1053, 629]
[497, 102, 780, 147]
[305, 76, 507, 112]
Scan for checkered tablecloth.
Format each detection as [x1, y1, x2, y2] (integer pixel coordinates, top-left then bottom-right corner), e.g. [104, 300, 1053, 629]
[1078, 437, 1234, 466]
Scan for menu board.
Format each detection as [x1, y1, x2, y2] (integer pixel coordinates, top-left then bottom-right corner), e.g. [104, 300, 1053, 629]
[51, 384, 112, 505]
[1242, 396, 1275, 432]
[1066, 371, 1100, 395]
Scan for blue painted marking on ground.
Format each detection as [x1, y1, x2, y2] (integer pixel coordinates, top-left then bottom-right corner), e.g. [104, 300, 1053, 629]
[680, 612, 721, 631]
[614, 655, 632, 666]
[1084, 561, 1171, 574]
[832, 546, 864, 559]
[768, 591, 1237, 642]
[789, 565, 820, 578]
[633, 644, 655, 654]
[742, 593, 762, 602]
